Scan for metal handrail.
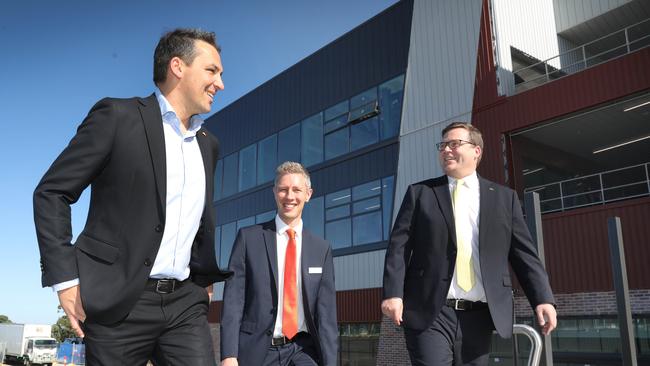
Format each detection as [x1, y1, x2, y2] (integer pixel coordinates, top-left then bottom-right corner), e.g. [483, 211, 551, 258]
[513, 18, 650, 92]
[524, 162, 650, 213]
[513, 324, 543, 366]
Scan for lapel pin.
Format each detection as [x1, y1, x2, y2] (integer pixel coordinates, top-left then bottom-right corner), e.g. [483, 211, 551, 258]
[201, 131, 206, 136]
[489, 187, 495, 191]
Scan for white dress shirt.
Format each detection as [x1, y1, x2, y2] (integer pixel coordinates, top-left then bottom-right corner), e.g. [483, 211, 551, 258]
[273, 215, 307, 337]
[52, 91, 206, 291]
[446, 172, 486, 302]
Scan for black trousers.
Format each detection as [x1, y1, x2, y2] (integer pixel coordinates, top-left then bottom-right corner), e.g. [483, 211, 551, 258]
[82, 280, 215, 366]
[404, 305, 495, 366]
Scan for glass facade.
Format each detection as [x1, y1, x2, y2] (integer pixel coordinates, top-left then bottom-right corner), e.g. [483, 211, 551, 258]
[338, 322, 380, 366]
[213, 74, 405, 200]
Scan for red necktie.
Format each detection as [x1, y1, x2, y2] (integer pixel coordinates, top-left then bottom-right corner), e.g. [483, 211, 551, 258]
[282, 228, 298, 339]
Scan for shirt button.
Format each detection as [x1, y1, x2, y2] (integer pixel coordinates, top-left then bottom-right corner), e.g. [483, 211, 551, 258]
[144, 259, 152, 267]
[155, 225, 162, 232]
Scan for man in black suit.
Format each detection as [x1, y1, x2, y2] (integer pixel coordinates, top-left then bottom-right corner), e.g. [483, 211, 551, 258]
[33, 28, 231, 365]
[382, 122, 557, 366]
[220, 162, 338, 366]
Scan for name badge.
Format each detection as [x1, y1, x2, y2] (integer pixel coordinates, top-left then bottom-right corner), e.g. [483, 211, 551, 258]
[308, 267, 322, 274]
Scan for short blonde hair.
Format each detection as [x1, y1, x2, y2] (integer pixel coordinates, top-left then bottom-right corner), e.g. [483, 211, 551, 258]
[274, 161, 312, 189]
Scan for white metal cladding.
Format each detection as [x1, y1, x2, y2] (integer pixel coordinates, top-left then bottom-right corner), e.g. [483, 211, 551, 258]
[395, 0, 481, 224]
[491, 0, 560, 74]
[333, 249, 386, 291]
[553, 0, 631, 33]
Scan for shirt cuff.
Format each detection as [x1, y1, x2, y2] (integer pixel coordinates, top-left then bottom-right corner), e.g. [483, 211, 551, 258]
[52, 278, 80, 292]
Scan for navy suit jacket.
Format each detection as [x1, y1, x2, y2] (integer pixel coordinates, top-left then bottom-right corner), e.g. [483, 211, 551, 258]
[383, 175, 554, 337]
[220, 220, 338, 366]
[33, 94, 232, 325]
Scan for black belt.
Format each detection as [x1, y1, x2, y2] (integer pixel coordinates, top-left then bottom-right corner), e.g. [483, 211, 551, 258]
[446, 299, 488, 311]
[146, 278, 187, 294]
[271, 332, 308, 346]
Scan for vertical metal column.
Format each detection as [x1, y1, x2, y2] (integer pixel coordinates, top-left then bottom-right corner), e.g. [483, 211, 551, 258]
[524, 192, 554, 366]
[607, 217, 638, 366]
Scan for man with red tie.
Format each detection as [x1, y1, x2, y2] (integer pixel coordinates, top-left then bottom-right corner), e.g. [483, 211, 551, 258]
[220, 161, 338, 366]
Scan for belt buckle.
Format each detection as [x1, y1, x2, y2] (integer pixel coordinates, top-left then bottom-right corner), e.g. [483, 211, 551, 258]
[453, 299, 462, 310]
[155, 279, 175, 294]
[271, 336, 288, 346]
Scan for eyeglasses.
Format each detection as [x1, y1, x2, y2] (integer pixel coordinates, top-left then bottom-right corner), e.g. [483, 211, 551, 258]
[435, 139, 475, 151]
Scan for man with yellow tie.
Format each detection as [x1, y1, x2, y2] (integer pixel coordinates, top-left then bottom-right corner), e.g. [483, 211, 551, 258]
[382, 122, 557, 366]
[221, 162, 338, 366]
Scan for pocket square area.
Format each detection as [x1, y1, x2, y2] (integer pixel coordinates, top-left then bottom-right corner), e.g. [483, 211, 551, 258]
[308, 267, 322, 274]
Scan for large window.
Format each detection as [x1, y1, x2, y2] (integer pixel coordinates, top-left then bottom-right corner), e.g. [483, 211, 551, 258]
[214, 74, 405, 200]
[338, 323, 380, 366]
[511, 93, 650, 213]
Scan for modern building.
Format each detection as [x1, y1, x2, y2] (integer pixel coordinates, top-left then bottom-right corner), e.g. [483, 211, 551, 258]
[205, 0, 650, 365]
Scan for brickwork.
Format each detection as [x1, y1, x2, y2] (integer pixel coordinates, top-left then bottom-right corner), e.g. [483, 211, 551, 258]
[514, 289, 650, 318]
[209, 323, 221, 362]
[376, 316, 411, 366]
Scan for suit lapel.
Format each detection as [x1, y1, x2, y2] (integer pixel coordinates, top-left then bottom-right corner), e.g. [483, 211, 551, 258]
[263, 221, 279, 293]
[138, 94, 166, 217]
[478, 177, 496, 254]
[431, 177, 456, 245]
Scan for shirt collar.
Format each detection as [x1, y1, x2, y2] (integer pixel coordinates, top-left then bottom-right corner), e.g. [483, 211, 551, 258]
[447, 171, 479, 189]
[155, 90, 204, 135]
[275, 215, 303, 238]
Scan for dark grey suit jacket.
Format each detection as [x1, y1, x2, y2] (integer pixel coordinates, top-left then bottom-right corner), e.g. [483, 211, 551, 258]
[383, 175, 554, 337]
[220, 220, 338, 366]
[33, 94, 231, 325]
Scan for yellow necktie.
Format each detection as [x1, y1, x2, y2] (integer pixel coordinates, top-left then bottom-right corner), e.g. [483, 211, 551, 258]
[453, 179, 475, 292]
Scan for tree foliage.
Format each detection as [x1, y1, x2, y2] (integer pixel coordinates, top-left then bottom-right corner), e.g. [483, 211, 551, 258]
[0, 314, 11, 323]
[52, 306, 76, 342]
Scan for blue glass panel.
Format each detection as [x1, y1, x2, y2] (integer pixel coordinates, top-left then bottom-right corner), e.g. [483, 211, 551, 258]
[325, 100, 349, 121]
[237, 216, 255, 231]
[326, 188, 351, 208]
[353, 211, 382, 245]
[350, 117, 379, 151]
[239, 144, 257, 191]
[326, 204, 350, 221]
[214, 159, 223, 201]
[352, 179, 381, 201]
[324, 114, 348, 134]
[214, 226, 221, 264]
[278, 124, 301, 164]
[301, 113, 323, 167]
[382, 176, 395, 240]
[324, 127, 349, 160]
[350, 87, 377, 109]
[353, 197, 381, 215]
[302, 196, 324, 239]
[326, 218, 351, 249]
[258, 134, 277, 185]
[379, 75, 405, 140]
[220, 222, 237, 268]
[222, 153, 238, 197]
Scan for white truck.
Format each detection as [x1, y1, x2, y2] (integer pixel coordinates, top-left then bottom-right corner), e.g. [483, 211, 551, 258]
[0, 323, 57, 366]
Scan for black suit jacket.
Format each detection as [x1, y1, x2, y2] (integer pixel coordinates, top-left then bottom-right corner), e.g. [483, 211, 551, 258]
[383, 175, 554, 337]
[33, 94, 231, 325]
[220, 220, 338, 366]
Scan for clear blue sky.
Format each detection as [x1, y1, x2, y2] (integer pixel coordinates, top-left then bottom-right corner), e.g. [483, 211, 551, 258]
[0, 0, 398, 325]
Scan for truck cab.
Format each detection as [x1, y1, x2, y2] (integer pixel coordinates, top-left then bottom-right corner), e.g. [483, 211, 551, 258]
[23, 337, 57, 366]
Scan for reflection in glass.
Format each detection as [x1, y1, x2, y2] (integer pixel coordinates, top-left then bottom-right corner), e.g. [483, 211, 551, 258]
[350, 117, 379, 151]
[256, 210, 276, 224]
[220, 222, 237, 268]
[326, 189, 352, 208]
[353, 197, 381, 214]
[214, 226, 221, 265]
[350, 87, 377, 109]
[353, 211, 382, 245]
[239, 144, 257, 192]
[325, 128, 349, 160]
[325, 100, 349, 121]
[301, 113, 323, 167]
[222, 153, 239, 197]
[237, 216, 255, 231]
[324, 114, 348, 134]
[326, 218, 351, 249]
[326, 204, 350, 221]
[379, 74, 405, 140]
[258, 134, 277, 184]
[279, 124, 301, 164]
[382, 176, 395, 240]
[353, 179, 381, 200]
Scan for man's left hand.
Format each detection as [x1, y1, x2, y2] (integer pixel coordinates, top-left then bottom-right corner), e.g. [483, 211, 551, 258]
[535, 303, 557, 335]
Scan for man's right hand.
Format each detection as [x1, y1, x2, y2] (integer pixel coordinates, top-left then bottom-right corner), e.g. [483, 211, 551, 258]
[57, 285, 86, 338]
[381, 297, 403, 326]
[221, 357, 238, 366]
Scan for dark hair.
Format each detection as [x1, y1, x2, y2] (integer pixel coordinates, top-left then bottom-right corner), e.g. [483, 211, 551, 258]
[441, 122, 484, 164]
[153, 28, 220, 85]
